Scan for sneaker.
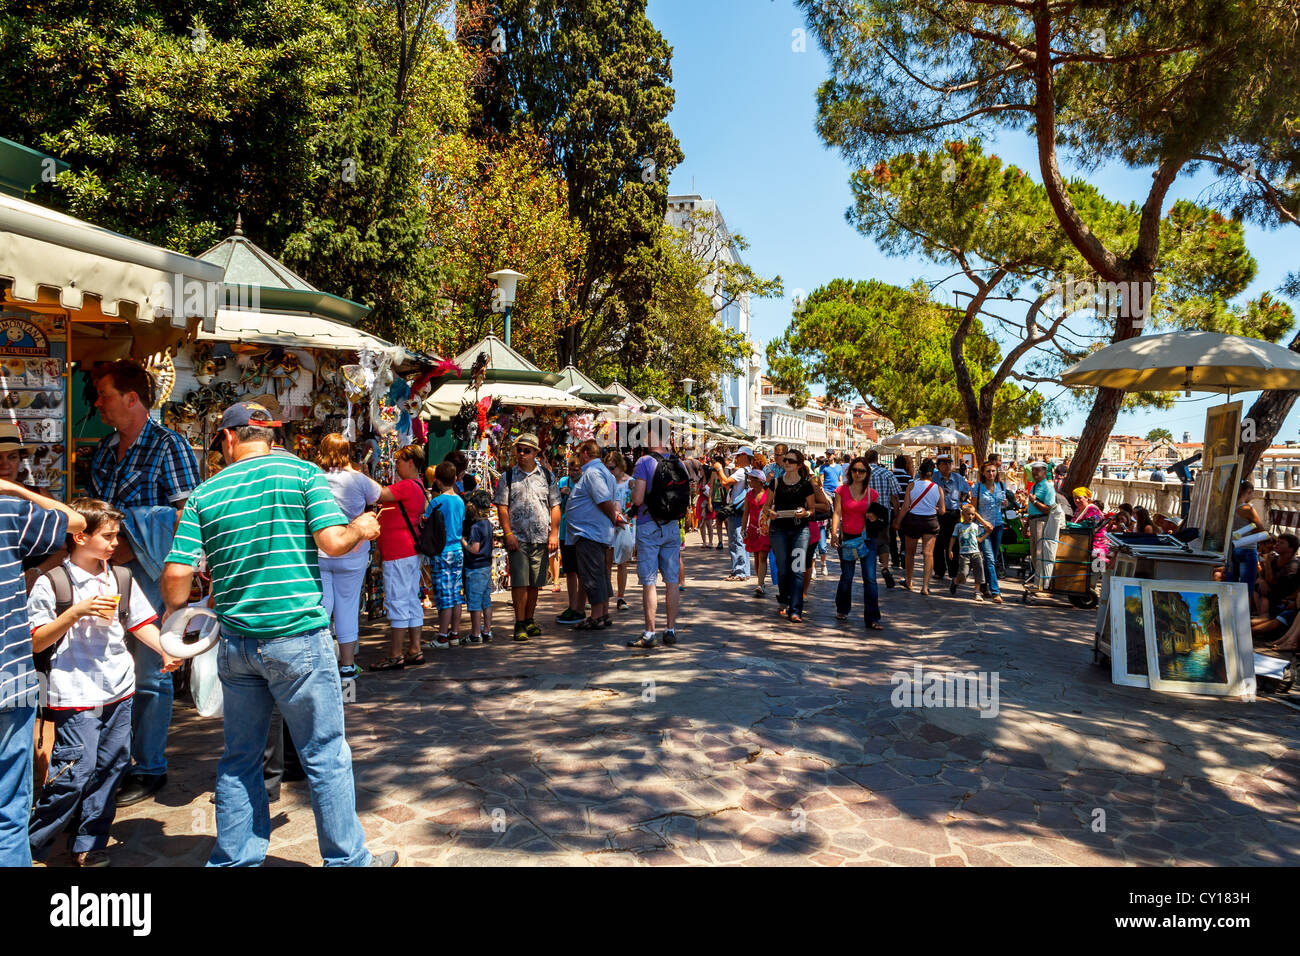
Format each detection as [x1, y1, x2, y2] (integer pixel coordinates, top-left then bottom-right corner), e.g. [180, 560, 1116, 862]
[466, 632, 482, 645]
[556, 608, 584, 624]
[115, 773, 166, 808]
[524, 618, 542, 636]
[627, 631, 656, 649]
[339, 663, 361, 680]
[974, 593, 986, 603]
[662, 629, 677, 646]
[481, 630, 493, 643]
[883, 569, 895, 589]
[992, 595, 1003, 605]
[949, 579, 958, 595]
[448, 633, 461, 647]
[513, 624, 530, 642]
[617, 598, 629, 611]
[430, 633, 451, 649]
[368, 850, 399, 867]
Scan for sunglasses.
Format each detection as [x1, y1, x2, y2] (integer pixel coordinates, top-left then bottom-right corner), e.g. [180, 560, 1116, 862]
[515, 445, 535, 453]
[849, 467, 867, 474]
[783, 457, 798, 464]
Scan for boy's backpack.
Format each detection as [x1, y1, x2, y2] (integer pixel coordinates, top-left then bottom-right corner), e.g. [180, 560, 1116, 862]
[646, 452, 691, 524]
[396, 496, 446, 558]
[32, 564, 133, 676]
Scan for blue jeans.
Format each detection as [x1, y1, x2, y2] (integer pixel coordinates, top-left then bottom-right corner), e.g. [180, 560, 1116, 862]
[1231, 548, 1258, 589]
[210, 628, 370, 867]
[836, 536, 880, 625]
[979, 525, 1004, 596]
[770, 525, 811, 616]
[0, 704, 35, 867]
[726, 512, 750, 577]
[29, 696, 133, 859]
[127, 557, 171, 777]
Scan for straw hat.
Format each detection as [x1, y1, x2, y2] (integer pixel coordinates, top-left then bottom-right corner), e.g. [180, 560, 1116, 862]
[0, 423, 27, 455]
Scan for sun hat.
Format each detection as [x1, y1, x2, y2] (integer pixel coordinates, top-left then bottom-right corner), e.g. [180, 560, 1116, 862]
[515, 432, 540, 451]
[0, 423, 26, 455]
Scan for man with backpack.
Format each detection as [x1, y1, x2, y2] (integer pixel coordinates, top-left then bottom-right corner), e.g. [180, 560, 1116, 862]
[628, 437, 691, 648]
[493, 432, 561, 643]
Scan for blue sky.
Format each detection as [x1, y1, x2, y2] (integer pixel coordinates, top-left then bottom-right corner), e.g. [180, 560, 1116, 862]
[646, 0, 1298, 444]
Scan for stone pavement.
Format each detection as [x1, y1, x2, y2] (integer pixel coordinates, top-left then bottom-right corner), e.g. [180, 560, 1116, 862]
[84, 542, 1300, 866]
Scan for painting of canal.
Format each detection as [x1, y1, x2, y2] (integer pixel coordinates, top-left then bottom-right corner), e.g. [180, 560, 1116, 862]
[1122, 583, 1148, 678]
[1150, 588, 1228, 685]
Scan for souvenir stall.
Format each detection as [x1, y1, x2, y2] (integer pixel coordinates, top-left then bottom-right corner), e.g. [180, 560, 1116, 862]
[0, 145, 224, 501]
[1061, 332, 1300, 701]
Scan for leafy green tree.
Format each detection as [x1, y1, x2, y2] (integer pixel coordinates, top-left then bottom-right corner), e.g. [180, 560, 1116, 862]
[1146, 428, 1174, 445]
[766, 278, 1049, 441]
[796, 0, 1300, 482]
[462, 0, 685, 367]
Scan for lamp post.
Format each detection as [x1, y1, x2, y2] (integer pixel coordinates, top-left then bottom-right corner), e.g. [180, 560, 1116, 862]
[679, 377, 695, 412]
[488, 268, 527, 347]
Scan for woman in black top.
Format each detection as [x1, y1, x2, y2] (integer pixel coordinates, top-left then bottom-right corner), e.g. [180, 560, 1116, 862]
[761, 448, 818, 623]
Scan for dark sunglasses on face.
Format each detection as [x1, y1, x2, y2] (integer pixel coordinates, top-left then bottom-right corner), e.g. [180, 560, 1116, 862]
[850, 467, 867, 474]
[784, 457, 798, 464]
[515, 446, 535, 454]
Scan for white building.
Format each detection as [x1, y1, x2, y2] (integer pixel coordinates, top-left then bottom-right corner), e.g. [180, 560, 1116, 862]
[666, 194, 754, 435]
[761, 396, 806, 449]
[804, 399, 827, 458]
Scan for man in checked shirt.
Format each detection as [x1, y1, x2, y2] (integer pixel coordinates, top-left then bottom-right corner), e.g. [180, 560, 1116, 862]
[87, 360, 200, 809]
[865, 449, 901, 590]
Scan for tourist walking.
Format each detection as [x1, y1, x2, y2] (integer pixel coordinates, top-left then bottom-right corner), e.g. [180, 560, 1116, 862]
[743, 469, 770, 596]
[697, 467, 716, 547]
[426, 462, 467, 648]
[556, 460, 587, 624]
[889, 454, 914, 571]
[628, 438, 688, 647]
[462, 489, 495, 644]
[607, 451, 636, 611]
[931, 454, 970, 582]
[764, 449, 817, 624]
[314, 434, 382, 679]
[893, 457, 945, 594]
[88, 359, 200, 809]
[831, 456, 884, 630]
[971, 460, 1014, 604]
[714, 447, 753, 581]
[865, 450, 900, 589]
[162, 400, 393, 866]
[371, 444, 427, 670]
[566, 440, 623, 631]
[493, 432, 561, 642]
[948, 503, 993, 601]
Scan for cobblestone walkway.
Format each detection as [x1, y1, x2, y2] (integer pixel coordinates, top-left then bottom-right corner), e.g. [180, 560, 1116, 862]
[91, 544, 1300, 866]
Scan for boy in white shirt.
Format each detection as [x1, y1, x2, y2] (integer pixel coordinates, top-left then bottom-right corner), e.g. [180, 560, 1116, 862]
[27, 499, 178, 866]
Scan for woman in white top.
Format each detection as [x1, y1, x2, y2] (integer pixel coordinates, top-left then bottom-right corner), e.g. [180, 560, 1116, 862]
[315, 434, 383, 679]
[891, 457, 946, 594]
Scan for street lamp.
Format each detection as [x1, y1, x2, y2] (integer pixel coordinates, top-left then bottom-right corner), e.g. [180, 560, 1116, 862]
[679, 377, 695, 412]
[487, 268, 527, 346]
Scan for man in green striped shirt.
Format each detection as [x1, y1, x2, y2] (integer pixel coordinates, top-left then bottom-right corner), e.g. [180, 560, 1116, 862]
[162, 401, 392, 867]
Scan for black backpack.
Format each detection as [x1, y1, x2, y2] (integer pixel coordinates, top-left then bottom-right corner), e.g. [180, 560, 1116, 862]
[396, 496, 446, 558]
[646, 452, 691, 524]
[33, 564, 133, 676]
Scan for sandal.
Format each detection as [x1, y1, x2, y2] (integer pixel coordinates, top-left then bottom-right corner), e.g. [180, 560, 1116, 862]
[868, 622, 884, 631]
[788, 613, 803, 624]
[572, 617, 598, 630]
[836, 613, 848, 622]
[403, 652, 425, 666]
[777, 607, 788, 618]
[368, 656, 405, 671]
[754, 586, 766, 597]
[900, 582, 912, 591]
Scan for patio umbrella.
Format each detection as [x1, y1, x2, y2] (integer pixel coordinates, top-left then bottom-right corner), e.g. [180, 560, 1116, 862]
[1060, 331, 1300, 393]
[881, 424, 973, 446]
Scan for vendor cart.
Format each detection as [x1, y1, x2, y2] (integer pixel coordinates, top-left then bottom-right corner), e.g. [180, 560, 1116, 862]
[1022, 519, 1101, 609]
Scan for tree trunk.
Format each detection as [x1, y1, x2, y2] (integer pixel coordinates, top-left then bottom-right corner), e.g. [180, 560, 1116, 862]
[1241, 329, 1300, 474]
[970, 421, 990, 469]
[1071, 385, 1124, 486]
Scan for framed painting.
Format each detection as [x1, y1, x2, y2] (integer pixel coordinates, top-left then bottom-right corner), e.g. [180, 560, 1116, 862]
[1143, 581, 1254, 698]
[1198, 456, 1241, 562]
[1202, 401, 1242, 467]
[1109, 576, 1149, 688]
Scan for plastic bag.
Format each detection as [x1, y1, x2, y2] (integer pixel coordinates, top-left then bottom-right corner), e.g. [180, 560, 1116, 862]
[190, 641, 223, 718]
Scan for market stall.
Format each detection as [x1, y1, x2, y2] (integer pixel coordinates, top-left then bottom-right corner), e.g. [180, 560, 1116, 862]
[1061, 332, 1300, 701]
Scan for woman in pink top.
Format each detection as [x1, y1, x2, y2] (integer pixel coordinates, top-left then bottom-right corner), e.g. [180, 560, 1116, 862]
[742, 470, 771, 596]
[831, 456, 883, 629]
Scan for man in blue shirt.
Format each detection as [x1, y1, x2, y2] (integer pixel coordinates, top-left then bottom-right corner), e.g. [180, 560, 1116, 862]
[0, 480, 81, 866]
[819, 454, 843, 495]
[932, 454, 971, 582]
[566, 440, 624, 629]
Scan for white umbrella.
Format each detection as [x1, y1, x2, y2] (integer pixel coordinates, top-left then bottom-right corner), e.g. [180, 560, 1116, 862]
[1060, 331, 1300, 393]
[881, 424, 973, 446]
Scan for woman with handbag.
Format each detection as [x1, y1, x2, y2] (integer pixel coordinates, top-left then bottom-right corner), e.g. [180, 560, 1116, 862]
[892, 457, 946, 594]
[831, 456, 885, 630]
[762, 449, 819, 624]
[972, 460, 1016, 604]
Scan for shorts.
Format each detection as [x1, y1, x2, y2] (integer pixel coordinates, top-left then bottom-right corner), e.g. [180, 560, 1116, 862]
[464, 564, 493, 612]
[636, 519, 681, 587]
[956, 552, 985, 585]
[382, 555, 424, 628]
[902, 513, 940, 538]
[432, 549, 465, 609]
[1276, 607, 1298, 629]
[507, 541, 549, 588]
[613, 525, 636, 564]
[575, 536, 611, 605]
[561, 543, 577, 576]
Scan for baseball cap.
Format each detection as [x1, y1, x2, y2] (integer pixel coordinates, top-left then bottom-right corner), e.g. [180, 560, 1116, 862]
[1029, 460, 1049, 471]
[737, 445, 754, 457]
[515, 432, 540, 451]
[210, 401, 282, 450]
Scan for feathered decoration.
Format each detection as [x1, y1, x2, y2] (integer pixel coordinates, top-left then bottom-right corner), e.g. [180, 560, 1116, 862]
[477, 395, 492, 433]
[451, 397, 477, 443]
[470, 350, 489, 390]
